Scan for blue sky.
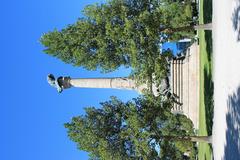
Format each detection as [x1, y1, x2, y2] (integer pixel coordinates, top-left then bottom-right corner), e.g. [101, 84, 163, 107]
[162, 42, 178, 54]
[0, 1, 180, 159]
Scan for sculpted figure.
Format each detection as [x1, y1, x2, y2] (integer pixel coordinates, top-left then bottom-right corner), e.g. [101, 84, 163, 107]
[47, 74, 71, 93]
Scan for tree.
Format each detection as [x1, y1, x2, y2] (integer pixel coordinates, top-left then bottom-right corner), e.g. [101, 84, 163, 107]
[40, 0, 200, 73]
[65, 95, 210, 159]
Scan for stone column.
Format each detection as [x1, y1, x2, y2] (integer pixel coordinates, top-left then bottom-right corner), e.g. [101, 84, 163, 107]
[174, 60, 178, 110]
[70, 78, 136, 90]
[47, 74, 145, 93]
[180, 59, 183, 111]
[171, 60, 174, 96]
[176, 60, 180, 111]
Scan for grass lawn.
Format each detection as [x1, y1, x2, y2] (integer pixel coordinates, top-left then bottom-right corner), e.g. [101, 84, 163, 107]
[198, 0, 214, 159]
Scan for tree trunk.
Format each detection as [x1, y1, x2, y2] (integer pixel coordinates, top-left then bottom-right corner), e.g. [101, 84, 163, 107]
[158, 135, 212, 144]
[190, 136, 212, 143]
[193, 23, 212, 30]
[163, 23, 213, 33]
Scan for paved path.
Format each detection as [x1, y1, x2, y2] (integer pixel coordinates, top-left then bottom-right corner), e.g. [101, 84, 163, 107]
[212, 0, 240, 159]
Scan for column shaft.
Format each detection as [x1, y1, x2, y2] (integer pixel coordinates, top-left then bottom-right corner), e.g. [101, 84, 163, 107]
[180, 59, 183, 111]
[70, 78, 136, 90]
[174, 60, 177, 110]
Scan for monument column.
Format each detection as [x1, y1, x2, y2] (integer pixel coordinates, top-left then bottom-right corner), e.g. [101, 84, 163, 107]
[70, 78, 136, 90]
[47, 74, 145, 93]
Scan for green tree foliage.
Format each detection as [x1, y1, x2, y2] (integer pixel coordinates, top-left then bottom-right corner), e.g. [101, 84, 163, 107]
[40, 0, 196, 74]
[65, 95, 197, 160]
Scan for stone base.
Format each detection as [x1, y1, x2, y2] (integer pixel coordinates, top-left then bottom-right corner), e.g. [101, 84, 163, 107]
[171, 42, 200, 129]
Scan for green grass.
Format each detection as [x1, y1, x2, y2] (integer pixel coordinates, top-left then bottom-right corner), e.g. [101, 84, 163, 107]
[198, 0, 213, 159]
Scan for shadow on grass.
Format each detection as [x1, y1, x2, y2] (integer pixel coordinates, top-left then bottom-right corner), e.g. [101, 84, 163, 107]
[204, 31, 212, 63]
[224, 87, 240, 159]
[203, 0, 213, 62]
[203, 0, 212, 24]
[203, 68, 214, 135]
[203, 0, 214, 136]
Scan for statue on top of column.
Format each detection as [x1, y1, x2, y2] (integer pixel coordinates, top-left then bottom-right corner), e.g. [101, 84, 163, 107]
[47, 74, 71, 93]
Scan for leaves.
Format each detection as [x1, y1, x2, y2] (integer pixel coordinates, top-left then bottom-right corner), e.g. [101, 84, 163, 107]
[65, 95, 196, 159]
[40, 0, 196, 77]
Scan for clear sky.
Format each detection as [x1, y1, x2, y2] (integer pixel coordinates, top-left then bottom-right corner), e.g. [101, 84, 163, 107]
[1, 0, 139, 160]
[162, 42, 179, 54]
